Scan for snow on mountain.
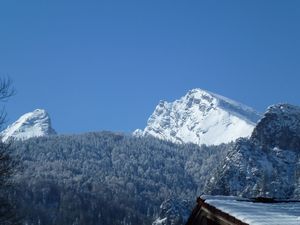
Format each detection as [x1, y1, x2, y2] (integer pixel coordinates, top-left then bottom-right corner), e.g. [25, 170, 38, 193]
[134, 88, 261, 146]
[205, 103, 300, 199]
[1, 109, 56, 142]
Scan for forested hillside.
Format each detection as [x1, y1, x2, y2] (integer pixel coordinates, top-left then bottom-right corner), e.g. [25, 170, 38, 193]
[10, 132, 230, 225]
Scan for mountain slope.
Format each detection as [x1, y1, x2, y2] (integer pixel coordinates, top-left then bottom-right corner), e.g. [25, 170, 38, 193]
[205, 104, 300, 199]
[1, 109, 56, 142]
[10, 132, 228, 225]
[135, 89, 261, 146]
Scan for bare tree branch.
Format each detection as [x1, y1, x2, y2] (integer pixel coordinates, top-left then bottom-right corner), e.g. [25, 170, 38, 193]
[0, 77, 15, 102]
[0, 77, 20, 224]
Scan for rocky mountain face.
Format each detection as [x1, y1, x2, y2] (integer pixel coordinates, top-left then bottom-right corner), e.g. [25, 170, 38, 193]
[1, 109, 56, 142]
[205, 104, 300, 199]
[135, 89, 261, 146]
[251, 104, 300, 150]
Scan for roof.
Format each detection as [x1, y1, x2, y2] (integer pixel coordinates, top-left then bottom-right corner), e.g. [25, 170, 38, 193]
[189, 195, 300, 225]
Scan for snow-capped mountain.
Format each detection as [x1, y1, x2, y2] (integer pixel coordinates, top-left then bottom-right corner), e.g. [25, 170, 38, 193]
[134, 89, 261, 146]
[1, 109, 56, 142]
[205, 104, 300, 199]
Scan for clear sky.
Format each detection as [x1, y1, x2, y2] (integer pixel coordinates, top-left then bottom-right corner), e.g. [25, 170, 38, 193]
[0, 0, 300, 134]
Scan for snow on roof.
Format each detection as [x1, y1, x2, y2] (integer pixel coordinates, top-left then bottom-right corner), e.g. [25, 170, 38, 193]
[202, 196, 300, 225]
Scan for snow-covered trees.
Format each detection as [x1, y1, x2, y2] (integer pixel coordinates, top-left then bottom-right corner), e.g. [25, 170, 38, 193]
[10, 132, 227, 225]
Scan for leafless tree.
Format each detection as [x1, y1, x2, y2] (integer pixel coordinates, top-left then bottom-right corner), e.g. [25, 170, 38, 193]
[0, 77, 19, 225]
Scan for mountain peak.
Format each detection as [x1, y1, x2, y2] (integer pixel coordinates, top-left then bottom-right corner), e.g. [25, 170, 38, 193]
[186, 88, 214, 99]
[1, 109, 56, 142]
[266, 103, 300, 115]
[251, 103, 300, 150]
[135, 88, 261, 146]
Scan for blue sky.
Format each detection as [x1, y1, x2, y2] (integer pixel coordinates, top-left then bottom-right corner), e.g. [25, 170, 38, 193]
[0, 0, 300, 134]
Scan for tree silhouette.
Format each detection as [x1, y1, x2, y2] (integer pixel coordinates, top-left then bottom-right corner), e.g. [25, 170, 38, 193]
[0, 77, 19, 225]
